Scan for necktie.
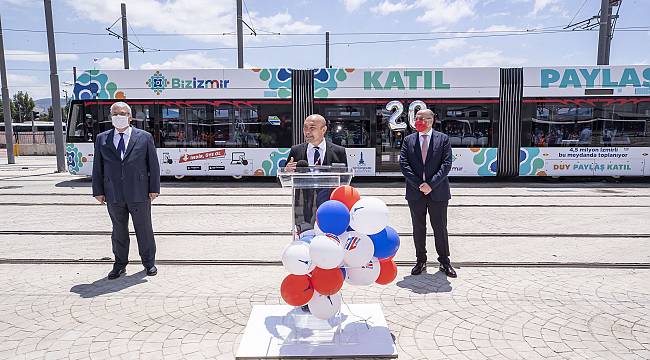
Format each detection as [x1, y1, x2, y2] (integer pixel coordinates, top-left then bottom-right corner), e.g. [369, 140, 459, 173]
[421, 134, 428, 181]
[421, 134, 429, 163]
[117, 133, 125, 160]
[313, 146, 321, 165]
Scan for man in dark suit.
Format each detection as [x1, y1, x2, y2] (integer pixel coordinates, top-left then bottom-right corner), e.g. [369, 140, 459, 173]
[399, 109, 456, 278]
[285, 114, 348, 229]
[92, 101, 160, 280]
[285, 114, 347, 169]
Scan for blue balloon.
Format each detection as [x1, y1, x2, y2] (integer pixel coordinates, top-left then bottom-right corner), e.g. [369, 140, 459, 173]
[316, 200, 350, 236]
[369, 226, 400, 259]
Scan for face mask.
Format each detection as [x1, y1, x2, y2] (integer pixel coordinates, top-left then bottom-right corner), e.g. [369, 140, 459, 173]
[111, 115, 129, 129]
[415, 119, 428, 133]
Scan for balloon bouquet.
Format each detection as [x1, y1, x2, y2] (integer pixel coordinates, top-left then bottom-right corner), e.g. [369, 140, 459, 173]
[280, 185, 400, 320]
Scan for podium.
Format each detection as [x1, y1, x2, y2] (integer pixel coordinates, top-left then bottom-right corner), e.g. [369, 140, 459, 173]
[278, 165, 353, 239]
[235, 166, 397, 359]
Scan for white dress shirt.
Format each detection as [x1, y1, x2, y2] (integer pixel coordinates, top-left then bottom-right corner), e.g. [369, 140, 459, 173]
[419, 128, 433, 180]
[419, 128, 433, 153]
[113, 126, 133, 160]
[307, 138, 327, 166]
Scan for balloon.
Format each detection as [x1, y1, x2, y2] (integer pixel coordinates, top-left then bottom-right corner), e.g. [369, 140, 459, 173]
[375, 259, 398, 285]
[299, 230, 317, 244]
[308, 290, 342, 320]
[369, 226, 400, 259]
[349, 197, 389, 235]
[330, 185, 361, 210]
[309, 234, 344, 269]
[316, 200, 350, 235]
[281, 241, 314, 275]
[340, 231, 374, 268]
[280, 274, 314, 306]
[314, 222, 324, 235]
[311, 267, 344, 295]
[345, 257, 381, 286]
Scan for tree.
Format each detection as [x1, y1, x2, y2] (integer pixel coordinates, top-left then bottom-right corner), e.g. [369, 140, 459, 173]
[0, 99, 17, 122]
[12, 91, 35, 123]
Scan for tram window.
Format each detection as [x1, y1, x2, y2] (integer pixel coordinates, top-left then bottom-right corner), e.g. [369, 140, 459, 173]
[209, 102, 291, 148]
[525, 101, 650, 147]
[440, 105, 492, 147]
[232, 104, 260, 147]
[130, 104, 155, 134]
[66, 103, 92, 142]
[257, 104, 292, 148]
[603, 102, 650, 146]
[161, 106, 185, 148]
[212, 105, 233, 146]
[317, 104, 371, 147]
[186, 105, 208, 148]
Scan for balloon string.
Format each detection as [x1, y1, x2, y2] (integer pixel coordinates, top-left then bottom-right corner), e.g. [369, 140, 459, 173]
[339, 291, 372, 329]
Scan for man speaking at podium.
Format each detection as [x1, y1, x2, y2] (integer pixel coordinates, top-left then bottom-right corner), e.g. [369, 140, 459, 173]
[284, 114, 347, 232]
[285, 114, 347, 169]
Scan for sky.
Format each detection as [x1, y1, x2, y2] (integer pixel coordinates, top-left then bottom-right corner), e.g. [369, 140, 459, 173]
[0, 0, 649, 100]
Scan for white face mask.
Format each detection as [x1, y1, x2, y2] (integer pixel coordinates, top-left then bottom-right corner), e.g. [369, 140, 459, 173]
[111, 115, 129, 129]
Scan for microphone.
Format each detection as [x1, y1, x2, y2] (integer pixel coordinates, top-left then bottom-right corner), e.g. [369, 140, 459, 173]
[296, 160, 309, 168]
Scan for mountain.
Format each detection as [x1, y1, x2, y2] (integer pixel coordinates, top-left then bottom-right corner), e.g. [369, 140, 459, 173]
[34, 98, 68, 113]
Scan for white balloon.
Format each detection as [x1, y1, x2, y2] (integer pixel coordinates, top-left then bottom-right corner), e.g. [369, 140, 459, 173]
[349, 197, 389, 235]
[314, 222, 324, 235]
[345, 257, 381, 286]
[308, 290, 342, 320]
[340, 231, 374, 268]
[281, 241, 314, 275]
[309, 234, 344, 270]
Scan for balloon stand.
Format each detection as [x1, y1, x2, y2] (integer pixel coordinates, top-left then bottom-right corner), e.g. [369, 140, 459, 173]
[235, 167, 397, 358]
[235, 304, 397, 359]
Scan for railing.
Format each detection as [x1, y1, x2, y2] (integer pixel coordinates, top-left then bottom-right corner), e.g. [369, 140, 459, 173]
[0, 131, 58, 145]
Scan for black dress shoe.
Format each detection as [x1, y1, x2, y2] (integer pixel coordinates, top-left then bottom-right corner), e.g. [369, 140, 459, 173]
[439, 263, 457, 278]
[107, 267, 125, 280]
[146, 265, 158, 276]
[411, 261, 427, 275]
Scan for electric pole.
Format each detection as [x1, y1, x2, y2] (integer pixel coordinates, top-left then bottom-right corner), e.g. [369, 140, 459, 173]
[565, 0, 621, 65]
[44, 0, 66, 172]
[237, 0, 243, 68]
[0, 15, 15, 164]
[597, 0, 614, 65]
[121, 3, 129, 69]
[325, 31, 330, 68]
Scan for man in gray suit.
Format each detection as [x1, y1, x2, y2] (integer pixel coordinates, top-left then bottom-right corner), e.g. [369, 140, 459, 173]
[92, 101, 160, 280]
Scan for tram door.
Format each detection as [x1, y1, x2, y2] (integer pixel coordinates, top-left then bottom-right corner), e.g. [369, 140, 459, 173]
[376, 101, 411, 173]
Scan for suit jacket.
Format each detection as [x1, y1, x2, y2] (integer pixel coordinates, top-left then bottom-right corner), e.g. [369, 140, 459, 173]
[92, 127, 161, 203]
[287, 140, 348, 166]
[399, 130, 452, 201]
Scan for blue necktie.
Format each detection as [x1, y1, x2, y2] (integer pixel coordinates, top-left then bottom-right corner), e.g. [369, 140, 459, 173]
[313, 146, 321, 165]
[117, 133, 125, 159]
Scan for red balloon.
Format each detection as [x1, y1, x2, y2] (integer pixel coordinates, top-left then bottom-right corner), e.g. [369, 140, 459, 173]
[330, 185, 361, 210]
[375, 259, 397, 285]
[311, 267, 344, 295]
[280, 274, 314, 306]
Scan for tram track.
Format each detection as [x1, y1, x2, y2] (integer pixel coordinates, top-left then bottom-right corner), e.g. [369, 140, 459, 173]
[1, 230, 649, 238]
[0, 257, 648, 269]
[1, 193, 649, 198]
[1, 202, 648, 208]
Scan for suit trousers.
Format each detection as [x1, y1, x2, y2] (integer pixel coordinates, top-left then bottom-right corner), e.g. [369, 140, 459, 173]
[107, 201, 156, 268]
[407, 197, 450, 265]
